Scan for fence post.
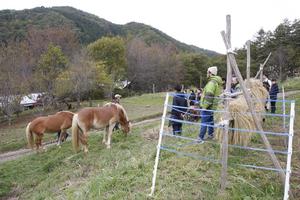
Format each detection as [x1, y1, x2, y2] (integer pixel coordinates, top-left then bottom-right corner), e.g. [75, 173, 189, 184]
[149, 93, 169, 196]
[246, 40, 251, 84]
[220, 14, 232, 191]
[284, 101, 295, 200]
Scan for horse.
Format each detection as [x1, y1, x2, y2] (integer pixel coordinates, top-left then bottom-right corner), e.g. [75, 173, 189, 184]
[71, 103, 131, 153]
[25, 111, 75, 150]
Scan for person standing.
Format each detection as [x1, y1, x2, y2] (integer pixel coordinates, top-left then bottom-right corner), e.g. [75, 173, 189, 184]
[262, 75, 272, 91]
[112, 94, 122, 130]
[231, 77, 241, 93]
[262, 75, 272, 111]
[171, 84, 188, 135]
[198, 66, 222, 142]
[189, 89, 196, 106]
[269, 79, 279, 113]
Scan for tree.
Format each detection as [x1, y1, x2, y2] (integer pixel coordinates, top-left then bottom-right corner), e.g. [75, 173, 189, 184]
[25, 26, 80, 59]
[126, 37, 183, 92]
[87, 36, 127, 82]
[34, 43, 68, 106]
[232, 18, 300, 81]
[181, 53, 210, 87]
[0, 41, 30, 124]
[55, 50, 111, 107]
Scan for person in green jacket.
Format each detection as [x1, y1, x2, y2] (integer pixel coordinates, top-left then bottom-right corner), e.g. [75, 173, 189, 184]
[198, 66, 222, 143]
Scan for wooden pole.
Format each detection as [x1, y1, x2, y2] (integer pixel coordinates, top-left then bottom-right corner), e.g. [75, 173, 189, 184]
[282, 86, 288, 148]
[246, 40, 251, 82]
[254, 52, 272, 79]
[221, 31, 286, 185]
[220, 15, 231, 192]
[260, 63, 264, 82]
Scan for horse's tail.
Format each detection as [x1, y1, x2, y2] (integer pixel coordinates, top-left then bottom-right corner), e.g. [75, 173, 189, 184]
[25, 122, 34, 149]
[72, 114, 80, 153]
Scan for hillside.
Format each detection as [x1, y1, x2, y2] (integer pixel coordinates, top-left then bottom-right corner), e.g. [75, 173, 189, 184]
[0, 6, 220, 56]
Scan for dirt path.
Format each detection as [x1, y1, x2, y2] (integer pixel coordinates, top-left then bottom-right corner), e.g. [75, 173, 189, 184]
[0, 117, 161, 164]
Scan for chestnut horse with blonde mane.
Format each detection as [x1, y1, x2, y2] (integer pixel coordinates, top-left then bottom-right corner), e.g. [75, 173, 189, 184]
[72, 103, 131, 153]
[25, 111, 75, 150]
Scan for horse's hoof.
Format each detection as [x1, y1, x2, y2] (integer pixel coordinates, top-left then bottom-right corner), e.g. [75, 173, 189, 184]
[58, 146, 62, 149]
[106, 145, 111, 149]
[102, 141, 106, 144]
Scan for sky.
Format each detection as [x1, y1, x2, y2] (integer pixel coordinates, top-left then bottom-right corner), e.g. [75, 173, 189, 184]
[1, 0, 299, 54]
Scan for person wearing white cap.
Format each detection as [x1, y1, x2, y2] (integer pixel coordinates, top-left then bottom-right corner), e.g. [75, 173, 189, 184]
[112, 94, 122, 130]
[198, 66, 222, 143]
[112, 94, 122, 104]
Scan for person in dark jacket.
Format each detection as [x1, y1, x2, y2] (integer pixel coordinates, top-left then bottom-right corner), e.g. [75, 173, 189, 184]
[269, 79, 279, 113]
[171, 84, 188, 135]
[189, 90, 196, 106]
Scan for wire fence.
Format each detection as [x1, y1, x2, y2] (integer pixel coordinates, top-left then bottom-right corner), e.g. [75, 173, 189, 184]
[150, 92, 295, 198]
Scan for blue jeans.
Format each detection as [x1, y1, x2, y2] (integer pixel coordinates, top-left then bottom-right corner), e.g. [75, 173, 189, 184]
[199, 110, 214, 139]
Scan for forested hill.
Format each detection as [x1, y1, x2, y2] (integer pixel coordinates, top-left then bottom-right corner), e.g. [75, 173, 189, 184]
[0, 6, 219, 56]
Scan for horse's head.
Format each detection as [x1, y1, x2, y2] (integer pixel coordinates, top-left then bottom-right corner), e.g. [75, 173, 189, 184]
[121, 120, 131, 135]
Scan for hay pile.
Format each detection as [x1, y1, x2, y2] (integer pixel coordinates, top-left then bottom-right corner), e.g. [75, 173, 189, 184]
[216, 78, 269, 146]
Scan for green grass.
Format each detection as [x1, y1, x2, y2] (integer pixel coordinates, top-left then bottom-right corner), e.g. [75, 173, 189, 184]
[0, 122, 160, 199]
[0, 120, 290, 200]
[0, 93, 165, 153]
[281, 77, 300, 91]
[0, 125, 56, 153]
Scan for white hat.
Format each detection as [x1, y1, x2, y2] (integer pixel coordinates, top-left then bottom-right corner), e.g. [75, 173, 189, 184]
[115, 94, 122, 99]
[207, 66, 218, 75]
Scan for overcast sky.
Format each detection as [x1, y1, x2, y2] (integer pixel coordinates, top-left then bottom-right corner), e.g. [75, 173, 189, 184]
[1, 0, 299, 53]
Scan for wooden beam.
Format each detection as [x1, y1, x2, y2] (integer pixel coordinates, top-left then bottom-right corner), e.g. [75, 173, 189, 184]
[246, 40, 251, 81]
[221, 31, 286, 185]
[220, 15, 231, 192]
[254, 52, 272, 79]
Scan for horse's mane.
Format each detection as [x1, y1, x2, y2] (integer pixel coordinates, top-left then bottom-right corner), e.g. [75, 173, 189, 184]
[57, 111, 74, 115]
[103, 103, 129, 123]
[115, 104, 129, 123]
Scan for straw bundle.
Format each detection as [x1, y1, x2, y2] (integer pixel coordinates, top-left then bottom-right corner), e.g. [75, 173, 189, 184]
[216, 79, 269, 146]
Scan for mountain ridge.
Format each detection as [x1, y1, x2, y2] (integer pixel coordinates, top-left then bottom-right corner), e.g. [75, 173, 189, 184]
[0, 6, 220, 56]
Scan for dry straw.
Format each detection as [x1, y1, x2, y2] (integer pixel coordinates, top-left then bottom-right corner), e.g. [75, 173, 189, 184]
[216, 79, 269, 146]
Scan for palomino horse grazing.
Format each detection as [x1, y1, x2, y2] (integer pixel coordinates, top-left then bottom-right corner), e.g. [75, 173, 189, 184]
[25, 111, 75, 150]
[72, 103, 131, 153]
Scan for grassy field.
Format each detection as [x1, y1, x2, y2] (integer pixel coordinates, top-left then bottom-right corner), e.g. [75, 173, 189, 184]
[0, 92, 299, 199]
[0, 93, 166, 153]
[281, 77, 300, 91]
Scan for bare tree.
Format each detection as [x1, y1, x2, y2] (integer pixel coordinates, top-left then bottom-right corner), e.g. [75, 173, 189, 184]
[126, 37, 183, 92]
[55, 50, 111, 108]
[0, 41, 30, 124]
